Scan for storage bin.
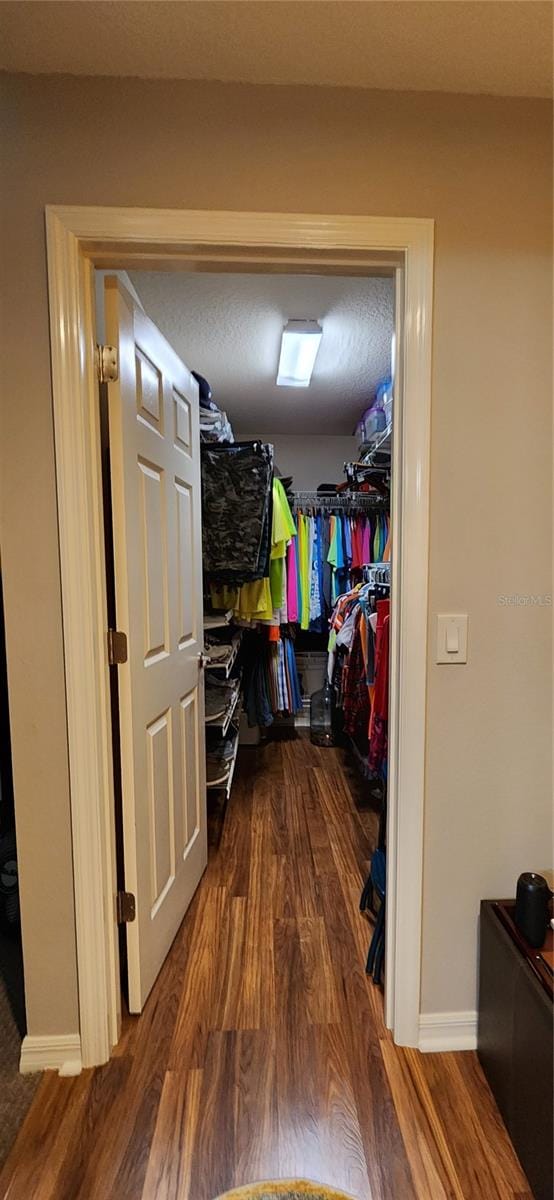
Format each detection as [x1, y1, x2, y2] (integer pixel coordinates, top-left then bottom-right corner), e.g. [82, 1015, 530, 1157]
[295, 651, 327, 729]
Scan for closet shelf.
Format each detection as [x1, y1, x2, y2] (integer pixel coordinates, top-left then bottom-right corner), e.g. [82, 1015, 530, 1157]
[221, 733, 240, 799]
[204, 686, 241, 739]
[359, 424, 392, 462]
[206, 728, 240, 798]
[203, 610, 233, 631]
[204, 633, 242, 678]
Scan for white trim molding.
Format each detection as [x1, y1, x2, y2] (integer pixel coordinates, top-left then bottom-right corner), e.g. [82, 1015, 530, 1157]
[20, 1034, 82, 1076]
[45, 213, 119, 1068]
[419, 1011, 478, 1053]
[45, 206, 434, 1063]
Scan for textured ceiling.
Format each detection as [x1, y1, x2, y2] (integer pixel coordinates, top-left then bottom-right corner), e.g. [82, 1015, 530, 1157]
[1, 2, 552, 97]
[128, 272, 394, 435]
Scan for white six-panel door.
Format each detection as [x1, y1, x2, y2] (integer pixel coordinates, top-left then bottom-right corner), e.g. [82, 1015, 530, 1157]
[104, 277, 207, 1011]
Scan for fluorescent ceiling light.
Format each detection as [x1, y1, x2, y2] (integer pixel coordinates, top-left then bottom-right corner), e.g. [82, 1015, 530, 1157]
[276, 320, 323, 388]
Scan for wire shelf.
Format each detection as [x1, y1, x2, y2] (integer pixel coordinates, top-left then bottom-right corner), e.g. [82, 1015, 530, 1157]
[291, 491, 388, 511]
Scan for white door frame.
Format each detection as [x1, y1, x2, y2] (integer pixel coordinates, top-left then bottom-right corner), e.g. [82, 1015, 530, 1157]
[45, 205, 434, 1068]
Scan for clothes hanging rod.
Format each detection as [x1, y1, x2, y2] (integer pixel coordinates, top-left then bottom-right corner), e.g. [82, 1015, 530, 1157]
[291, 491, 388, 509]
[344, 462, 390, 476]
[362, 562, 391, 583]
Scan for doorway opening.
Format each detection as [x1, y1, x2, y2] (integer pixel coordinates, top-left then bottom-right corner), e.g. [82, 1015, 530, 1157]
[96, 265, 397, 1028]
[44, 206, 433, 1070]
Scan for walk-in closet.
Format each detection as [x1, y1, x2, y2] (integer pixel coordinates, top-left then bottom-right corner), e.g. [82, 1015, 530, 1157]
[117, 266, 396, 1005]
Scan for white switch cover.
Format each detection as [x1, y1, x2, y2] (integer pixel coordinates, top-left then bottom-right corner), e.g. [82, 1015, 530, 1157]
[436, 614, 468, 663]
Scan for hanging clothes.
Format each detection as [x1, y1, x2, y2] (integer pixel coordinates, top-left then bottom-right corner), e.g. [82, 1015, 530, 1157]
[211, 476, 297, 625]
[201, 441, 273, 583]
[309, 515, 321, 627]
[290, 503, 389, 628]
[342, 609, 370, 742]
[286, 537, 299, 623]
[328, 513, 346, 605]
[327, 575, 391, 778]
[242, 627, 303, 726]
[270, 477, 297, 611]
[308, 512, 326, 633]
[368, 599, 390, 773]
[298, 513, 310, 630]
[209, 485, 390, 649]
[361, 518, 371, 567]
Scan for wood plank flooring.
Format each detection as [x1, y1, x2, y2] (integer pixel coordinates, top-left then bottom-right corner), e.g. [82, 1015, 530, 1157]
[0, 736, 531, 1200]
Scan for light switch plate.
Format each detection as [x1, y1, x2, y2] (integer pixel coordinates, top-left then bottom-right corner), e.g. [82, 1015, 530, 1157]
[436, 613, 468, 663]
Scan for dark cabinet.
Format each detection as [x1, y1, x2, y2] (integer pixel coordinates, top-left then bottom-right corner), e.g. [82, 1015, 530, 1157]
[478, 900, 553, 1200]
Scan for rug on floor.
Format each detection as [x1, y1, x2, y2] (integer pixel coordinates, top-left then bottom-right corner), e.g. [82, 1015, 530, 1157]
[215, 1183, 355, 1200]
[0, 968, 39, 1168]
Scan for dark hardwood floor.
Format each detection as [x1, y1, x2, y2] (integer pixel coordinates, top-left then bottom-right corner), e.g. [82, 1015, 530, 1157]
[0, 736, 531, 1199]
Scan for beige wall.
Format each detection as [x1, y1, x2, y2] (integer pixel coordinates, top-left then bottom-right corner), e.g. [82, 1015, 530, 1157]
[0, 73, 551, 1037]
[236, 433, 359, 491]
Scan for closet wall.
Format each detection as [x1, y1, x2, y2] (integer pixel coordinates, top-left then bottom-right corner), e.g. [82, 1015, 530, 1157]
[236, 433, 358, 491]
[1, 73, 551, 1039]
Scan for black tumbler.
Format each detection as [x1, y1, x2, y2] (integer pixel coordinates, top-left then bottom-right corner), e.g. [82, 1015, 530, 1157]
[514, 872, 551, 949]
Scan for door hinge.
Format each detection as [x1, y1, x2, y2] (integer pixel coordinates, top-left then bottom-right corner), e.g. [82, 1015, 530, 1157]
[96, 343, 119, 383]
[116, 891, 136, 924]
[107, 628, 128, 665]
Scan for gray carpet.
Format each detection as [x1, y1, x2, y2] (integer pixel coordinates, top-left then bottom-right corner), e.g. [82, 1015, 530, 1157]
[0, 943, 39, 1169]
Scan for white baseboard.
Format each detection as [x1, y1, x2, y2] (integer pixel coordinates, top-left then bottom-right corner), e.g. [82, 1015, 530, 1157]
[20, 1033, 82, 1076]
[418, 1010, 477, 1052]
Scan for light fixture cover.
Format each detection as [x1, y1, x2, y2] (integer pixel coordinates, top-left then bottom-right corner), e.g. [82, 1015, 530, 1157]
[276, 320, 323, 387]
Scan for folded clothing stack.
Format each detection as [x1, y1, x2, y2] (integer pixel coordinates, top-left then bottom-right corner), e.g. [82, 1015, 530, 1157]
[192, 369, 234, 444]
[201, 442, 274, 584]
[204, 630, 241, 669]
[200, 407, 234, 444]
[206, 732, 238, 787]
[205, 676, 240, 723]
[242, 628, 302, 727]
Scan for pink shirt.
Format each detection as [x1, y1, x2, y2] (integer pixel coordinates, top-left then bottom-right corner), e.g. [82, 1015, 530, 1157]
[361, 518, 372, 566]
